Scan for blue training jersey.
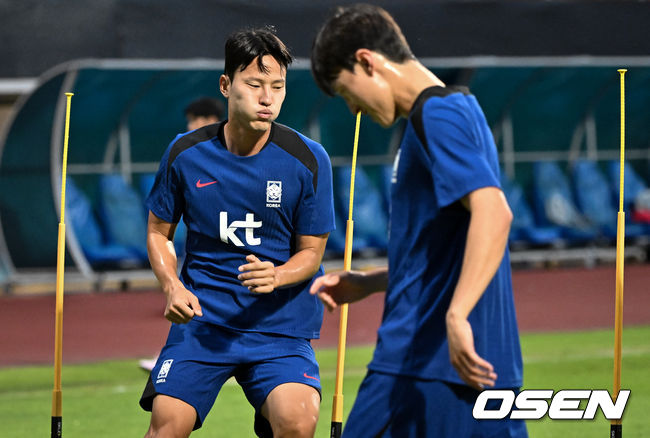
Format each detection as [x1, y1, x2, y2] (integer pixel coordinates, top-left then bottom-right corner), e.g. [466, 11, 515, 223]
[146, 121, 335, 339]
[369, 86, 523, 388]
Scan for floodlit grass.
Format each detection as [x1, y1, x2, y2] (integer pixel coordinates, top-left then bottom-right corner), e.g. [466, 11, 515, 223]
[0, 327, 648, 437]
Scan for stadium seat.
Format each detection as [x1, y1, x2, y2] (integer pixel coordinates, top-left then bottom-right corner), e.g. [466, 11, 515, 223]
[335, 165, 388, 255]
[531, 161, 598, 243]
[607, 161, 646, 211]
[138, 173, 157, 218]
[606, 161, 650, 234]
[500, 171, 562, 246]
[572, 160, 646, 239]
[97, 174, 149, 262]
[66, 178, 143, 268]
[572, 160, 617, 239]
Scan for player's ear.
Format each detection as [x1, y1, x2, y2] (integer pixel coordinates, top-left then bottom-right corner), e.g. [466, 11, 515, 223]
[354, 49, 375, 76]
[219, 74, 231, 98]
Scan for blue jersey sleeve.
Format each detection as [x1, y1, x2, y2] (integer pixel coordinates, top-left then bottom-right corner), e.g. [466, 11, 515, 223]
[423, 99, 500, 209]
[146, 135, 185, 223]
[294, 140, 336, 236]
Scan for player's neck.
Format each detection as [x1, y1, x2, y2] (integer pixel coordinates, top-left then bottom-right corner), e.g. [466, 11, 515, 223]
[388, 60, 445, 117]
[222, 120, 271, 156]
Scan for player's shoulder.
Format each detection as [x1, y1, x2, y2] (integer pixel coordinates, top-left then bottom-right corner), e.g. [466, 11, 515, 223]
[270, 123, 331, 192]
[167, 122, 222, 168]
[409, 86, 474, 146]
[270, 122, 331, 165]
[413, 85, 471, 116]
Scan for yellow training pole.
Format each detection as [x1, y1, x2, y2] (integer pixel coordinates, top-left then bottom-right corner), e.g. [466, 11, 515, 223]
[331, 111, 361, 438]
[52, 92, 73, 438]
[611, 69, 625, 438]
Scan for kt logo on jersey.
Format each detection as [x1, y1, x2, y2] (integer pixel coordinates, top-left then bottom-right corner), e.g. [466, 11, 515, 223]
[266, 181, 282, 208]
[220, 212, 261, 247]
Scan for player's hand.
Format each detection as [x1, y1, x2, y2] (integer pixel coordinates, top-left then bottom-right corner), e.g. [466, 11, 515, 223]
[309, 271, 368, 311]
[446, 313, 496, 390]
[238, 254, 277, 294]
[164, 283, 203, 324]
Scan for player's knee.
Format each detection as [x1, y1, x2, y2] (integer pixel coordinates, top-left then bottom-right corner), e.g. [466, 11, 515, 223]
[264, 384, 320, 437]
[271, 413, 318, 438]
[270, 403, 319, 438]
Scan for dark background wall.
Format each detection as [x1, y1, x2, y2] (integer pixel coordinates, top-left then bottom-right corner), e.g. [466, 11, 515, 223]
[1, 0, 649, 77]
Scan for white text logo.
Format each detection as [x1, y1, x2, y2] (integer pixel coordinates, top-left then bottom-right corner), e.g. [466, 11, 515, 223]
[220, 212, 262, 246]
[266, 181, 282, 208]
[472, 389, 630, 420]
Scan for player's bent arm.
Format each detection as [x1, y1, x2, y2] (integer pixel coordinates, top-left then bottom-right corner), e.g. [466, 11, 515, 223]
[446, 186, 512, 389]
[275, 233, 330, 288]
[148, 211, 202, 323]
[237, 233, 330, 294]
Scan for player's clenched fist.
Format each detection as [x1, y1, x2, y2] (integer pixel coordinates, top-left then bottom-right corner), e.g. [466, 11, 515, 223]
[164, 284, 203, 324]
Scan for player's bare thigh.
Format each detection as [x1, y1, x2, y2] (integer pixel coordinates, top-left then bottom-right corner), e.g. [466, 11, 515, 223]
[145, 395, 197, 438]
[261, 382, 320, 438]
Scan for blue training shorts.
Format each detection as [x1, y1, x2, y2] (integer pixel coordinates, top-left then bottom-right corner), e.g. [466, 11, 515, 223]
[139, 319, 321, 431]
[342, 370, 527, 438]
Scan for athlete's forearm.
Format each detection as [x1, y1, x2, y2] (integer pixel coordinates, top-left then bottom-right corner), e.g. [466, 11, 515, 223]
[447, 187, 512, 321]
[147, 225, 182, 296]
[274, 247, 324, 289]
[273, 233, 329, 289]
[359, 267, 389, 294]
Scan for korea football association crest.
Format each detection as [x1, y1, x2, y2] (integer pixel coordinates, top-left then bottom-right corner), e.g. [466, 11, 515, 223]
[156, 359, 173, 384]
[266, 180, 282, 208]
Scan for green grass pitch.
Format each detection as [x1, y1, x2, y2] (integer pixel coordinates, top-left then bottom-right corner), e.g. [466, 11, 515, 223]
[0, 326, 648, 437]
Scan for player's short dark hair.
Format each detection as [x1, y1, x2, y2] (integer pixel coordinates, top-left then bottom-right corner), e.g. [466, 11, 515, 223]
[184, 97, 225, 120]
[311, 3, 415, 96]
[224, 27, 293, 81]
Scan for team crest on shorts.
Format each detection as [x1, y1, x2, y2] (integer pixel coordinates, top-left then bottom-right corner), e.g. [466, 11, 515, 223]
[156, 359, 173, 383]
[266, 181, 282, 208]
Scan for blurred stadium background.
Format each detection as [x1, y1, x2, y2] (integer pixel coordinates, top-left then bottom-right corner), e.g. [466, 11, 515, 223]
[1, 1, 650, 436]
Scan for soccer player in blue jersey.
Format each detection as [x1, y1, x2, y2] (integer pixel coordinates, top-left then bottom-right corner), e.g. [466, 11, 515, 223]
[140, 28, 335, 438]
[310, 5, 527, 437]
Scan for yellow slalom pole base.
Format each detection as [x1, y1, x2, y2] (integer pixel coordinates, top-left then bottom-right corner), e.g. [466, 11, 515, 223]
[611, 213, 624, 438]
[52, 223, 65, 437]
[331, 220, 354, 437]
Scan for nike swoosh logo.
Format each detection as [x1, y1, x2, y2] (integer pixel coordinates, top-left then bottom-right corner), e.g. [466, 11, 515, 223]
[196, 179, 218, 188]
[303, 372, 319, 381]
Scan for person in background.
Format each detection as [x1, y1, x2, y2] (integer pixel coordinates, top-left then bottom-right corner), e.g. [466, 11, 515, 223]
[184, 97, 225, 132]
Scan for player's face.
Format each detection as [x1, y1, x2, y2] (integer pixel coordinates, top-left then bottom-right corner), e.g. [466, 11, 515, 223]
[332, 64, 397, 128]
[220, 55, 286, 132]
